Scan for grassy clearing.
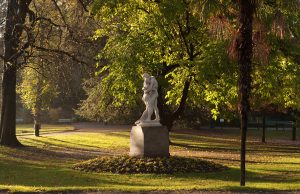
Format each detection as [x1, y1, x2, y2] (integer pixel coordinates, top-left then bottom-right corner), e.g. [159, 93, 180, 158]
[16, 124, 75, 136]
[0, 124, 299, 192]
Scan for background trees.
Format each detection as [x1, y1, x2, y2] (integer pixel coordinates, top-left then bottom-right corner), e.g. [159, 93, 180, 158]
[0, 0, 298, 187]
[77, 0, 234, 129]
[76, 0, 300, 186]
[17, 64, 58, 136]
[0, 0, 100, 145]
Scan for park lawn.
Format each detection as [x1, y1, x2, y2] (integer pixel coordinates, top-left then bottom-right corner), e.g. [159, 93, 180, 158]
[0, 125, 299, 192]
[16, 124, 75, 136]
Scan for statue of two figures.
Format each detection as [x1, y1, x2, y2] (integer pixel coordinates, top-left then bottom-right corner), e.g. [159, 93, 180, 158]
[135, 73, 161, 127]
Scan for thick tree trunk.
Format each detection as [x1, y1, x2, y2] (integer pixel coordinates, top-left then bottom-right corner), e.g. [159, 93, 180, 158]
[159, 79, 191, 131]
[0, 0, 7, 138]
[0, 66, 21, 146]
[237, 0, 255, 186]
[157, 61, 191, 132]
[0, 0, 32, 146]
[262, 115, 266, 143]
[0, 0, 21, 146]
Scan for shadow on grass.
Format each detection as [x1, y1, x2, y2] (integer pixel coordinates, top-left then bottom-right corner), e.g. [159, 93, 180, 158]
[0, 158, 299, 191]
[171, 167, 300, 184]
[0, 160, 149, 188]
[200, 156, 300, 166]
[222, 185, 300, 193]
[171, 133, 240, 145]
[249, 145, 300, 154]
[0, 143, 107, 164]
[17, 129, 78, 137]
[104, 132, 130, 138]
[23, 137, 104, 151]
[170, 142, 239, 152]
[171, 140, 300, 155]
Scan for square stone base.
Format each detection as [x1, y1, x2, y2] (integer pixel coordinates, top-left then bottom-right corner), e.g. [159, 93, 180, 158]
[129, 125, 169, 157]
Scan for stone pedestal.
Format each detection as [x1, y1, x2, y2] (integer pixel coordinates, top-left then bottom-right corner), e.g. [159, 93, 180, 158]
[129, 126, 169, 157]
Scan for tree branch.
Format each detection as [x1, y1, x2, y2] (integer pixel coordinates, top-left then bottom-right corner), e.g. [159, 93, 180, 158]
[51, 0, 69, 27]
[32, 45, 89, 65]
[77, 0, 89, 12]
[36, 17, 61, 27]
[172, 78, 191, 120]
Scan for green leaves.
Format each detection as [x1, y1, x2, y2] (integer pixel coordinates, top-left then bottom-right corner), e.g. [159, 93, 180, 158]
[17, 65, 58, 116]
[78, 0, 300, 123]
[77, 0, 238, 121]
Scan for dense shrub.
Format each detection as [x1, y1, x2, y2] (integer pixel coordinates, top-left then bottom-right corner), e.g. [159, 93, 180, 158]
[73, 156, 227, 174]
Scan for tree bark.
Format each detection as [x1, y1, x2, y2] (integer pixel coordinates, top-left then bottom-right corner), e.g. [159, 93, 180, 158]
[292, 124, 296, 141]
[292, 116, 297, 141]
[33, 112, 41, 137]
[0, 66, 21, 146]
[262, 115, 266, 143]
[0, 0, 32, 146]
[33, 78, 42, 137]
[237, 0, 255, 186]
[159, 79, 191, 131]
[0, 0, 7, 139]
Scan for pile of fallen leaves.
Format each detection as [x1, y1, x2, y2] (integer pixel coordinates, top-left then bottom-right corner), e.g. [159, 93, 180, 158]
[73, 156, 227, 174]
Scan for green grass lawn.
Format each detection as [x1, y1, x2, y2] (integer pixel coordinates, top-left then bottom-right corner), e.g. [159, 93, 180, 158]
[16, 124, 75, 136]
[0, 124, 299, 192]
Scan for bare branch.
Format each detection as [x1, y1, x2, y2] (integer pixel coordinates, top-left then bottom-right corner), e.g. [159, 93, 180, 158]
[36, 17, 62, 27]
[22, 64, 48, 78]
[77, 0, 89, 12]
[51, 0, 71, 30]
[9, 25, 35, 63]
[32, 45, 89, 65]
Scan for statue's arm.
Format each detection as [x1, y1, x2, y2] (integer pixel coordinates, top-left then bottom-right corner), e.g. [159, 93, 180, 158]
[143, 79, 153, 92]
[147, 78, 155, 92]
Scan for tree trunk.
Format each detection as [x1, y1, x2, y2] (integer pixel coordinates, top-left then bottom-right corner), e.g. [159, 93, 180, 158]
[159, 79, 191, 131]
[292, 116, 297, 141]
[33, 77, 42, 137]
[262, 115, 266, 143]
[292, 124, 296, 141]
[0, 0, 7, 139]
[33, 112, 41, 137]
[237, 0, 255, 186]
[0, 66, 21, 146]
[0, 0, 32, 146]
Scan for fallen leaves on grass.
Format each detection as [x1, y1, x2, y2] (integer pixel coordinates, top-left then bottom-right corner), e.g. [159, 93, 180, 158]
[73, 155, 227, 174]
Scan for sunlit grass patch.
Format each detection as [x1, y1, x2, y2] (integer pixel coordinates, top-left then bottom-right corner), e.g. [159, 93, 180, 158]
[16, 124, 75, 136]
[19, 132, 130, 151]
[0, 125, 299, 192]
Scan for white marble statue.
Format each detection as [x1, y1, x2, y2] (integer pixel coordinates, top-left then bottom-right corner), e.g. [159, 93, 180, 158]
[135, 73, 161, 126]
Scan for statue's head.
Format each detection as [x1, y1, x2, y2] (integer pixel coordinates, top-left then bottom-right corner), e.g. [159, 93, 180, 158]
[143, 73, 150, 79]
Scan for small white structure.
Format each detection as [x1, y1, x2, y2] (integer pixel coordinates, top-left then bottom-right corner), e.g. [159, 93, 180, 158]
[135, 73, 161, 127]
[130, 73, 169, 157]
